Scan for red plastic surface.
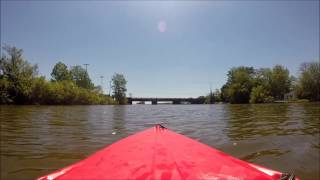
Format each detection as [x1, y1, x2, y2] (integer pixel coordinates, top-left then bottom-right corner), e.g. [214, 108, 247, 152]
[38, 125, 284, 180]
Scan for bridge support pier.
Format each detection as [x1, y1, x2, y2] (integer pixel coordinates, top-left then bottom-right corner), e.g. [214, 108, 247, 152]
[151, 100, 157, 105]
[172, 100, 180, 104]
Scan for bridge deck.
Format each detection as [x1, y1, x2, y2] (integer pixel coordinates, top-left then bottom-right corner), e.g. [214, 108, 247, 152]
[127, 97, 205, 104]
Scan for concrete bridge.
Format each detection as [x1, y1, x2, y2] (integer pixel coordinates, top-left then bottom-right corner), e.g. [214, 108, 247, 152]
[127, 97, 205, 105]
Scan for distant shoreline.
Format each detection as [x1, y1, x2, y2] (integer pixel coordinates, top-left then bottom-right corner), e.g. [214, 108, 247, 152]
[1, 100, 318, 106]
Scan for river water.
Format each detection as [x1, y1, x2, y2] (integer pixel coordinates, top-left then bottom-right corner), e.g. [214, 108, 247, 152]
[1, 103, 319, 180]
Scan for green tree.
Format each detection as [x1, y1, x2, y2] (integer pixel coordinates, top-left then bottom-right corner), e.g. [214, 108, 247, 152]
[214, 89, 222, 102]
[70, 65, 94, 89]
[295, 62, 320, 101]
[51, 62, 71, 81]
[111, 73, 127, 104]
[224, 66, 255, 103]
[250, 85, 274, 103]
[0, 45, 116, 105]
[204, 89, 215, 104]
[204, 94, 214, 104]
[270, 65, 291, 100]
[0, 45, 38, 104]
[253, 68, 272, 90]
[228, 83, 252, 103]
[220, 84, 229, 102]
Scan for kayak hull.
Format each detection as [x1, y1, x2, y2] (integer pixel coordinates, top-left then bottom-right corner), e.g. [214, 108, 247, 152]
[38, 125, 286, 180]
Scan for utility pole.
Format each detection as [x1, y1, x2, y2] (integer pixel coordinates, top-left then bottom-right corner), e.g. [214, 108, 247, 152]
[109, 79, 112, 97]
[83, 64, 89, 72]
[100, 76, 104, 93]
[210, 83, 213, 104]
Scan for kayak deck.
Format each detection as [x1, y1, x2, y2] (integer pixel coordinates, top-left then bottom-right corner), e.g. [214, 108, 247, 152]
[38, 125, 289, 180]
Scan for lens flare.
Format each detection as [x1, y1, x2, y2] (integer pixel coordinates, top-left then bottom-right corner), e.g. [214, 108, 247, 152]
[158, 21, 167, 33]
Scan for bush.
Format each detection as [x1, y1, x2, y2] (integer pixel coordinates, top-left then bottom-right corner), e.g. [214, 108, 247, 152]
[0, 78, 12, 104]
[42, 80, 116, 105]
[30, 77, 47, 104]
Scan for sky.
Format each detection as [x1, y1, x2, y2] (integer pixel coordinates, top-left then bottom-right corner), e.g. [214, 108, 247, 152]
[1, 1, 319, 98]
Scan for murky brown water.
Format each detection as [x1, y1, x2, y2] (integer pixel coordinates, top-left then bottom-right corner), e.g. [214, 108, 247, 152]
[1, 103, 319, 180]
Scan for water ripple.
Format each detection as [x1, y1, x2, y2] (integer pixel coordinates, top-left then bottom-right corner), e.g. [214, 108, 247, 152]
[1, 103, 319, 179]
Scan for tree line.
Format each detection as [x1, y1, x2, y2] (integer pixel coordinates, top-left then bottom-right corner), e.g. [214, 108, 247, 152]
[0, 45, 127, 105]
[1, 45, 318, 105]
[205, 62, 319, 104]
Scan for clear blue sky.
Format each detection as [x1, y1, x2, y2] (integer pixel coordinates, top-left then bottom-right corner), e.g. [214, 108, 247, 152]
[1, 1, 319, 98]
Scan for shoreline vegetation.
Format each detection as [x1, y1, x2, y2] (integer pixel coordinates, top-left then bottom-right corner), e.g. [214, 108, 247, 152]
[0, 45, 126, 105]
[204, 62, 319, 104]
[1, 45, 319, 105]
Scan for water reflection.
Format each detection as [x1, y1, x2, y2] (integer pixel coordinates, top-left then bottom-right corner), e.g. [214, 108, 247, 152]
[111, 106, 128, 139]
[226, 104, 291, 141]
[300, 103, 320, 136]
[222, 103, 319, 180]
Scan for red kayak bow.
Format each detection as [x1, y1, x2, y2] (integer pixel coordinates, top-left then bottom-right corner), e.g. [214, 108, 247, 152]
[38, 125, 296, 180]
